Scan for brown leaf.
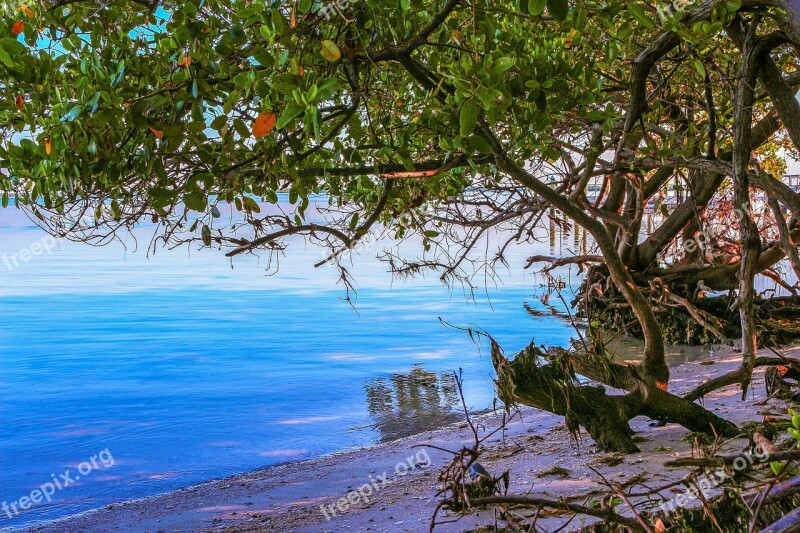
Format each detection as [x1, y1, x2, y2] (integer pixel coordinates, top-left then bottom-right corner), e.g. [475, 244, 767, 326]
[15, 94, 24, 110]
[12, 21, 24, 35]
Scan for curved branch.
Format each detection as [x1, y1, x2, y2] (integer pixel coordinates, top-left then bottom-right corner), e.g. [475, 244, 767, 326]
[225, 224, 352, 257]
[314, 180, 394, 267]
[355, 0, 463, 62]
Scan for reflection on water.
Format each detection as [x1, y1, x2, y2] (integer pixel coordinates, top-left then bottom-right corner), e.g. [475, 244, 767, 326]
[364, 366, 462, 442]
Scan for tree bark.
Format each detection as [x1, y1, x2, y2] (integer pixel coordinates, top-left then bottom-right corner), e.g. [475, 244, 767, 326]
[731, 19, 763, 397]
[491, 342, 737, 454]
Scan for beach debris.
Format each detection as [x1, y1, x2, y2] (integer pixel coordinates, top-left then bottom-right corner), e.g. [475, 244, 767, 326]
[467, 462, 491, 482]
[766, 364, 800, 401]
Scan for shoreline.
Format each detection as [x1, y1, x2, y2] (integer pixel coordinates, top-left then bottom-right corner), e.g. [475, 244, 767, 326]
[12, 343, 799, 532]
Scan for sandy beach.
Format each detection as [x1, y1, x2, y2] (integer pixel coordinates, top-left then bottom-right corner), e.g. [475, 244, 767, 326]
[14, 344, 798, 533]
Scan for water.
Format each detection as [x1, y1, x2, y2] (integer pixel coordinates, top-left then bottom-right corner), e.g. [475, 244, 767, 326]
[0, 198, 581, 528]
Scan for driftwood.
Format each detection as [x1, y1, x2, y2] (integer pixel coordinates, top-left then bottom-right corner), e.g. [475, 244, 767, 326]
[759, 506, 800, 533]
[490, 340, 737, 453]
[763, 475, 800, 504]
[664, 449, 800, 469]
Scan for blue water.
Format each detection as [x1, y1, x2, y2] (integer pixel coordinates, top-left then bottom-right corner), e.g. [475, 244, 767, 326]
[0, 199, 581, 528]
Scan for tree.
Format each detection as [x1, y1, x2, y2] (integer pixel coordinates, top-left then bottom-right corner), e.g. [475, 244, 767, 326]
[3, 0, 800, 452]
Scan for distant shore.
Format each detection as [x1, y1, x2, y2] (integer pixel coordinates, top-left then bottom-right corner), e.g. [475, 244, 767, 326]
[15, 344, 797, 533]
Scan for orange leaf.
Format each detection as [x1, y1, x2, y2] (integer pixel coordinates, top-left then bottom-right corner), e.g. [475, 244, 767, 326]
[45, 137, 51, 155]
[17, 4, 34, 17]
[12, 21, 24, 35]
[298, 66, 304, 77]
[15, 94, 24, 110]
[179, 56, 191, 68]
[252, 111, 276, 138]
[149, 127, 163, 139]
[290, 9, 297, 28]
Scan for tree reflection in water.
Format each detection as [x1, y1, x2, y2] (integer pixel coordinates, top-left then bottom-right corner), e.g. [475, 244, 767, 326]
[363, 365, 463, 442]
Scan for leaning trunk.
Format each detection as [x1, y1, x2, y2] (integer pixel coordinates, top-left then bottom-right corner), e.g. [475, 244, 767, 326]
[491, 341, 738, 454]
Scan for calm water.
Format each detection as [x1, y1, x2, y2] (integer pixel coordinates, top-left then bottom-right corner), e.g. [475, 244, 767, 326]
[0, 197, 581, 528]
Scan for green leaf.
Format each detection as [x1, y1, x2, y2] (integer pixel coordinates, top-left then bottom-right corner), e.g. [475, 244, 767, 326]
[0, 46, 14, 68]
[489, 57, 514, 76]
[468, 135, 493, 154]
[546, 0, 568, 21]
[61, 105, 83, 123]
[586, 109, 606, 121]
[627, 3, 655, 29]
[201, 224, 211, 246]
[183, 191, 207, 212]
[693, 59, 706, 77]
[529, 0, 547, 16]
[111, 61, 126, 87]
[726, 0, 742, 11]
[210, 114, 228, 131]
[276, 104, 305, 130]
[459, 98, 478, 138]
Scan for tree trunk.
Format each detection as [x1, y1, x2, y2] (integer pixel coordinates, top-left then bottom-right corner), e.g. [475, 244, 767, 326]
[491, 341, 738, 454]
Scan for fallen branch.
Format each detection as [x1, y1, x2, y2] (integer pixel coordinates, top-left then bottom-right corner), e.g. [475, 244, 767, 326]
[758, 474, 800, 504]
[758, 505, 800, 533]
[664, 449, 800, 469]
[465, 495, 643, 530]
